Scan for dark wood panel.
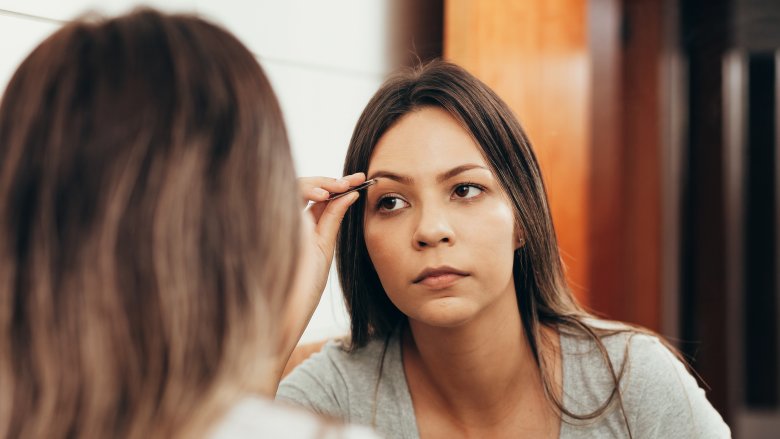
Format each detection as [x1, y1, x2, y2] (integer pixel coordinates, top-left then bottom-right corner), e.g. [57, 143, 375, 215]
[680, 0, 731, 420]
[744, 53, 778, 408]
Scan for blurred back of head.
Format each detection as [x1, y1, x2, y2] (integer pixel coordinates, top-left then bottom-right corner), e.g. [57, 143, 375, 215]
[0, 9, 300, 438]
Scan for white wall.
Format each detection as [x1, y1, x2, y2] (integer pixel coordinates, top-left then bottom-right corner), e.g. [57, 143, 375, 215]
[0, 0, 391, 343]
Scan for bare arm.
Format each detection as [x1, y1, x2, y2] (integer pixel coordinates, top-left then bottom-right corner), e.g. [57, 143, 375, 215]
[268, 173, 365, 391]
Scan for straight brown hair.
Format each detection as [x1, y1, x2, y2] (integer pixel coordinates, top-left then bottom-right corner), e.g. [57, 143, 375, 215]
[0, 9, 300, 438]
[336, 60, 681, 436]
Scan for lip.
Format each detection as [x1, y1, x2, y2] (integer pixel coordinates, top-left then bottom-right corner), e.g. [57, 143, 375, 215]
[413, 266, 469, 289]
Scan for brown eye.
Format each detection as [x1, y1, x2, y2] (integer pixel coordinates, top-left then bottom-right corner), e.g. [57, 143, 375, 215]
[453, 184, 482, 199]
[380, 198, 397, 210]
[377, 196, 409, 212]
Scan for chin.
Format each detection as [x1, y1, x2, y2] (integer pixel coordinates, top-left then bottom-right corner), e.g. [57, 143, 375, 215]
[409, 297, 480, 328]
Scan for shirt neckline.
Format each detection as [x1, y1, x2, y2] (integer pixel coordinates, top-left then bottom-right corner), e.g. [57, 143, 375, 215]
[387, 324, 571, 439]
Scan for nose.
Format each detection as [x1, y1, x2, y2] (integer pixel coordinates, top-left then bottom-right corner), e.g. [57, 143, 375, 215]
[412, 204, 455, 249]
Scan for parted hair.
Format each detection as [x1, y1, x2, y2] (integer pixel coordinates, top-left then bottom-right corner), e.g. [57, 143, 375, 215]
[0, 9, 300, 438]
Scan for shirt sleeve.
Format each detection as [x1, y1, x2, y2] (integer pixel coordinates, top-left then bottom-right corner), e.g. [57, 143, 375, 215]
[276, 343, 352, 421]
[623, 335, 732, 438]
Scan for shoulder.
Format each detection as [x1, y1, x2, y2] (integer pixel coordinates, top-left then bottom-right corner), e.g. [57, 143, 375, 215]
[276, 337, 393, 419]
[209, 396, 380, 439]
[619, 334, 730, 438]
[561, 319, 683, 378]
[559, 319, 645, 389]
[560, 320, 731, 438]
[281, 336, 391, 389]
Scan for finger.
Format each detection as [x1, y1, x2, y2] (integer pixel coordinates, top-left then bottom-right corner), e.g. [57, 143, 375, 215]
[316, 173, 367, 203]
[307, 200, 327, 223]
[298, 173, 366, 195]
[315, 191, 360, 254]
[341, 172, 366, 186]
[300, 189, 329, 208]
[299, 173, 367, 208]
[305, 173, 363, 221]
[297, 178, 343, 207]
[299, 176, 350, 196]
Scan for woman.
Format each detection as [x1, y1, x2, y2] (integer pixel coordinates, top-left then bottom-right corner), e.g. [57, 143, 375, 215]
[0, 9, 374, 439]
[278, 61, 731, 438]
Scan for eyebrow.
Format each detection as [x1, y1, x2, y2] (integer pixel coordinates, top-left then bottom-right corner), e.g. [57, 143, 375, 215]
[367, 164, 490, 185]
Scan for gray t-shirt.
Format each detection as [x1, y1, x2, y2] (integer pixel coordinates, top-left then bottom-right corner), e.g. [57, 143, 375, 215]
[277, 324, 731, 438]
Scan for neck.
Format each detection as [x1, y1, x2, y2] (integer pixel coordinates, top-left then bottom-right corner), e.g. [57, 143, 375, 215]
[403, 286, 545, 421]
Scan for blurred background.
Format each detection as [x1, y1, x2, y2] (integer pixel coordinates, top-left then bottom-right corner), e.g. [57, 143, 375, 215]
[1, 0, 778, 437]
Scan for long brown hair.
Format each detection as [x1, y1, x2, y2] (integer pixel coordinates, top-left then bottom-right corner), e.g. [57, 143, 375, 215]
[336, 60, 669, 435]
[0, 9, 300, 438]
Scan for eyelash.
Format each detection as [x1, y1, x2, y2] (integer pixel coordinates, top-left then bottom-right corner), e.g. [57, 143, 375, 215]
[373, 182, 487, 213]
[452, 182, 486, 200]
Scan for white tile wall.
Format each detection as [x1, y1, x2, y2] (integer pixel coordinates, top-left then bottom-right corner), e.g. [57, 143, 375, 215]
[0, 0, 196, 21]
[263, 59, 381, 178]
[0, 13, 59, 91]
[0, 0, 391, 344]
[196, 0, 391, 76]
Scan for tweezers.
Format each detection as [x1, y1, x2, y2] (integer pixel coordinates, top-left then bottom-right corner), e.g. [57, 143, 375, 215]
[326, 178, 377, 200]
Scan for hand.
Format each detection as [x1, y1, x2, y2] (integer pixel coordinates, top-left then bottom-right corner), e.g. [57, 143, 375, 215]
[273, 172, 366, 386]
[298, 172, 366, 246]
[297, 172, 366, 295]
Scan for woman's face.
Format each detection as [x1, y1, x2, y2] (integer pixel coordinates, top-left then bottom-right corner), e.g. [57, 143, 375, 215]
[363, 106, 521, 328]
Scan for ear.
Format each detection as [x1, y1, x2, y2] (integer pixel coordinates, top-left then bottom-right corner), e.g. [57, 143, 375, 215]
[514, 231, 526, 250]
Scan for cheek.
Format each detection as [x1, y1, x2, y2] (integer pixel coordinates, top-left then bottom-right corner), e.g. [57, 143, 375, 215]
[489, 204, 517, 248]
[364, 219, 419, 311]
[463, 202, 517, 270]
[363, 220, 402, 280]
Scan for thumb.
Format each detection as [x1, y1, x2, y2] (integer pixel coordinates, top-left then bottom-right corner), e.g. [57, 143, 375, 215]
[315, 191, 359, 255]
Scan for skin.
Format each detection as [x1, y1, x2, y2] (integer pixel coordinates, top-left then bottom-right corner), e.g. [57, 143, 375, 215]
[363, 106, 562, 438]
[270, 172, 365, 391]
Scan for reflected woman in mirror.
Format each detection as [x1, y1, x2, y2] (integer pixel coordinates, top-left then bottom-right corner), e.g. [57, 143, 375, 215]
[278, 61, 731, 439]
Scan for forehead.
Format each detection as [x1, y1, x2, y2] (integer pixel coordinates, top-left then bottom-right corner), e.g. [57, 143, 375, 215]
[368, 106, 487, 173]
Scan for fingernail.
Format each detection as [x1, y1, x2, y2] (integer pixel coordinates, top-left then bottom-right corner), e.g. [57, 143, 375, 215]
[313, 188, 328, 198]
